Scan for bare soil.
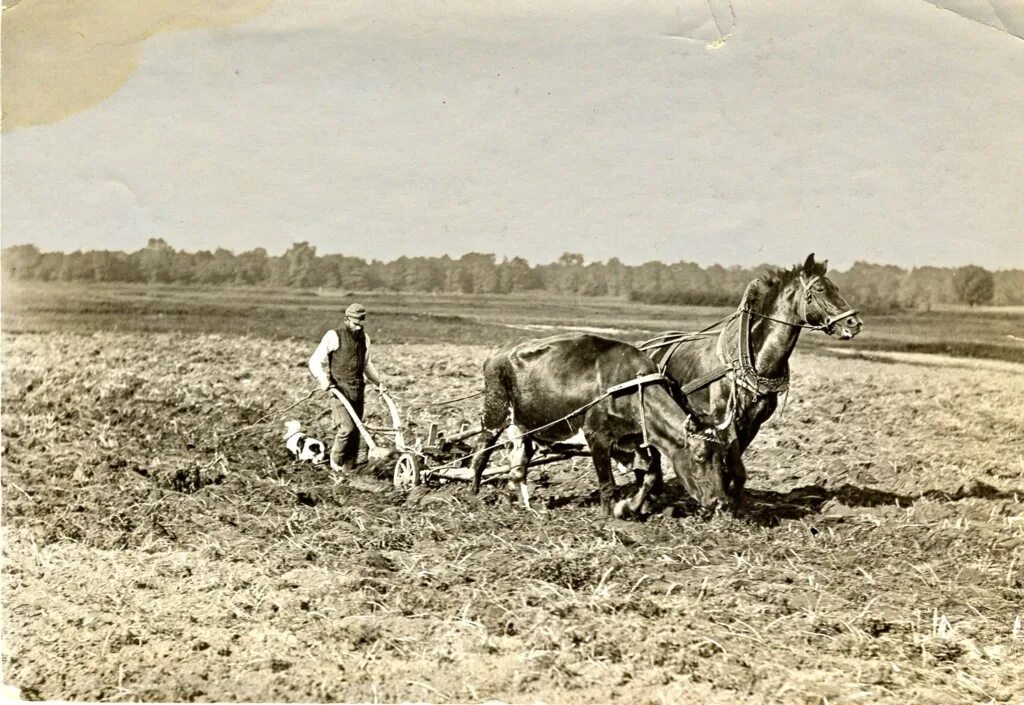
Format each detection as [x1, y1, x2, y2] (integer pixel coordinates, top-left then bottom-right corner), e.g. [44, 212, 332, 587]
[2, 331, 1023, 703]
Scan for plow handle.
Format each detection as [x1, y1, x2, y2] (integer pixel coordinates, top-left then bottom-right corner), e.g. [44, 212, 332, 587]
[329, 387, 407, 453]
[328, 388, 380, 451]
[378, 389, 405, 449]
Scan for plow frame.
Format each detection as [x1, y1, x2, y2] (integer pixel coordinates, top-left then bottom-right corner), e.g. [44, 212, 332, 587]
[330, 387, 591, 489]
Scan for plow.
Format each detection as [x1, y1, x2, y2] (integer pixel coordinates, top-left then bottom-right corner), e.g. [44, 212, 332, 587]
[328, 387, 592, 489]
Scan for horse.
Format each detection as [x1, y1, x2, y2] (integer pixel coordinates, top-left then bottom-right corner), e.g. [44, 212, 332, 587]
[469, 333, 734, 519]
[640, 253, 862, 503]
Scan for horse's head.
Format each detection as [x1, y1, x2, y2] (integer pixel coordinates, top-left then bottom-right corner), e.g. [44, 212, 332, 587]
[670, 412, 734, 511]
[797, 253, 863, 339]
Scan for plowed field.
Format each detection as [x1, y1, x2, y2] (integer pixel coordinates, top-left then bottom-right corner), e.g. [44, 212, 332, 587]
[3, 326, 1023, 703]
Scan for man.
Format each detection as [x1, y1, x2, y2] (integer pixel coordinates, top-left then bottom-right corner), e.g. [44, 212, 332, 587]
[308, 303, 387, 473]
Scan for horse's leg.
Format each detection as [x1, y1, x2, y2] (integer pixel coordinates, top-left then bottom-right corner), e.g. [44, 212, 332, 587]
[625, 447, 664, 511]
[623, 450, 644, 486]
[724, 396, 770, 501]
[586, 435, 617, 517]
[632, 466, 645, 486]
[639, 448, 663, 514]
[735, 396, 775, 454]
[727, 441, 746, 505]
[505, 426, 534, 509]
[613, 448, 661, 520]
[520, 437, 536, 508]
[623, 454, 645, 508]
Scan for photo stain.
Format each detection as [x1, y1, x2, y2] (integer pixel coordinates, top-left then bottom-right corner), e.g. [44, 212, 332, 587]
[1, 0, 272, 133]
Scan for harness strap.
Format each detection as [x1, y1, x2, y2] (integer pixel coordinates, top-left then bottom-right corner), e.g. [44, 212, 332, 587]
[657, 339, 686, 374]
[606, 372, 669, 395]
[716, 386, 737, 430]
[799, 273, 819, 325]
[607, 372, 669, 449]
[679, 365, 732, 395]
[738, 308, 754, 373]
[638, 331, 719, 351]
[638, 383, 650, 448]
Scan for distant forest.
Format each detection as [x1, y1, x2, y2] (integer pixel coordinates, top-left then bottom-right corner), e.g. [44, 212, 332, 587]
[3, 240, 1022, 310]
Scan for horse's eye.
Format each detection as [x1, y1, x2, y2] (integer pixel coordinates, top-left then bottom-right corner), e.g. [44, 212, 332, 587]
[693, 447, 707, 462]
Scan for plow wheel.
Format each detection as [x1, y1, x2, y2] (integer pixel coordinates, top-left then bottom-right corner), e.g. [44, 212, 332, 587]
[393, 452, 421, 489]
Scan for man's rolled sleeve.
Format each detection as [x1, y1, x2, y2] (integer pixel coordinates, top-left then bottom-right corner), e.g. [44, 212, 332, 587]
[308, 330, 339, 390]
[364, 334, 383, 386]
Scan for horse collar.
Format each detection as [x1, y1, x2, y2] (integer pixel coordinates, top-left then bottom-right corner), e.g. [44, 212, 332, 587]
[731, 308, 790, 396]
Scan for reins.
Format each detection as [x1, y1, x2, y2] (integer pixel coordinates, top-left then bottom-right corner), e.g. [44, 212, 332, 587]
[218, 389, 318, 440]
[412, 371, 722, 473]
[636, 311, 740, 352]
[408, 389, 485, 407]
[444, 373, 669, 468]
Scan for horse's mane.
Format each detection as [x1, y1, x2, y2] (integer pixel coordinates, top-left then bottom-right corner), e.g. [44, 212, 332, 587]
[743, 259, 827, 312]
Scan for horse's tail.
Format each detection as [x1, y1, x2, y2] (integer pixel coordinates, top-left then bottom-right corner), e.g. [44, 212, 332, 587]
[470, 424, 507, 494]
[470, 352, 514, 493]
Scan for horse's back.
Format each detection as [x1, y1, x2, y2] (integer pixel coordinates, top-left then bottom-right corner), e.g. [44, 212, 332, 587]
[487, 333, 655, 434]
[507, 333, 652, 386]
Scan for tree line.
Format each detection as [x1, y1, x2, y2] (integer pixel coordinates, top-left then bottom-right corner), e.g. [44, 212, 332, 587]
[2, 239, 1019, 309]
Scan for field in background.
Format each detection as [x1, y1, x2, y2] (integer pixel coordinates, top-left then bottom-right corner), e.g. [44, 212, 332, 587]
[2, 281, 1024, 703]
[3, 281, 1023, 362]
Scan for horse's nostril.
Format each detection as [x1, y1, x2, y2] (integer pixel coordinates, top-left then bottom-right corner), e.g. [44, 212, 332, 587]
[847, 317, 860, 327]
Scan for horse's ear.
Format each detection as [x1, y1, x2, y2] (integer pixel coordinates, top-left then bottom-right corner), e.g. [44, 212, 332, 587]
[820, 259, 829, 272]
[803, 253, 816, 272]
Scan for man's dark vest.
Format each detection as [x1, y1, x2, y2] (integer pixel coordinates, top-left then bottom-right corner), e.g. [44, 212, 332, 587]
[329, 326, 367, 400]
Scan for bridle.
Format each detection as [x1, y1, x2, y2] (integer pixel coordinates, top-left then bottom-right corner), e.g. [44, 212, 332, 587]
[749, 273, 859, 333]
[741, 272, 860, 334]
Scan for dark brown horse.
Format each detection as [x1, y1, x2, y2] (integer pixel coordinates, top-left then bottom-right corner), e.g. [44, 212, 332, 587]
[470, 333, 733, 518]
[642, 254, 862, 502]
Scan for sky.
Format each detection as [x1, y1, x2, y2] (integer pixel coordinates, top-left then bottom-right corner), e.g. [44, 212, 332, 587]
[2, 0, 1023, 270]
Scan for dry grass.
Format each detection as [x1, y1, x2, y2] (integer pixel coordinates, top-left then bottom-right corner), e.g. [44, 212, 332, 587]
[2, 331, 1023, 703]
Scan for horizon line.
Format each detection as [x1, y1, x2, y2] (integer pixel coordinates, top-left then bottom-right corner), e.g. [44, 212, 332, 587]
[1, 240, 1015, 274]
